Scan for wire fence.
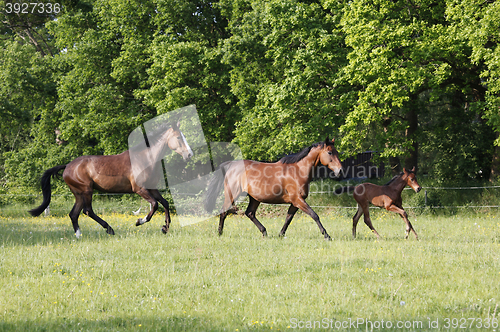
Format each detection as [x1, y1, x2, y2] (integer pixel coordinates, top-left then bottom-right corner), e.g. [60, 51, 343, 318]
[307, 185, 500, 209]
[3, 184, 500, 214]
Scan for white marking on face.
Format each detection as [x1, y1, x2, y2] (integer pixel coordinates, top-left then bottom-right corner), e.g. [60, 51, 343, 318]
[181, 132, 193, 157]
[334, 166, 342, 177]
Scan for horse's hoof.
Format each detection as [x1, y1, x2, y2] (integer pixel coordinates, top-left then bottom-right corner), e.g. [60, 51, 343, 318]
[278, 232, 286, 238]
[262, 230, 268, 237]
[107, 227, 115, 235]
[135, 218, 145, 226]
[161, 226, 168, 234]
[324, 234, 332, 241]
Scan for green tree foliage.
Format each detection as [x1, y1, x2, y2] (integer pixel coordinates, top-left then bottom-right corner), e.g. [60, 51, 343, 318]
[338, 0, 486, 170]
[0, 0, 57, 56]
[0, 42, 51, 191]
[222, 0, 350, 160]
[446, 1, 500, 141]
[137, 0, 238, 145]
[0, 0, 59, 193]
[2, 0, 500, 200]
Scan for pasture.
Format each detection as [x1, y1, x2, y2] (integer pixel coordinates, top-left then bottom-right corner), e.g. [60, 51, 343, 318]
[1, 208, 499, 331]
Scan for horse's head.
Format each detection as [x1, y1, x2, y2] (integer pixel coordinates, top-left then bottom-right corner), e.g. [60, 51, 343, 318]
[403, 167, 421, 193]
[318, 138, 342, 177]
[168, 122, 194, 161]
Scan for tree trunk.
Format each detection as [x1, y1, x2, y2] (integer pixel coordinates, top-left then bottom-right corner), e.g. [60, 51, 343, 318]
[383, 117, 402, 175]
[404, 108, 418, 172]
[490, 135, 500, 182]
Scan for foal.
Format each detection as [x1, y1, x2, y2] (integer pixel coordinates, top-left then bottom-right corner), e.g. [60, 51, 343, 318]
[349, 167, 421, 239]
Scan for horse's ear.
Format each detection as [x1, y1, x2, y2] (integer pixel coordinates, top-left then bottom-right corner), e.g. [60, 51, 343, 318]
[325, 137, 330, 144]
[176, 121, 181, 128]
[411, 166, 416, 172]
[331, 138, 335, 144]
[403, 168, 406, 173]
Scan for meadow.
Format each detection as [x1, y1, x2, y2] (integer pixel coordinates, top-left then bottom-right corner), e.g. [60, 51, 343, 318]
[1, 205, 500, 331]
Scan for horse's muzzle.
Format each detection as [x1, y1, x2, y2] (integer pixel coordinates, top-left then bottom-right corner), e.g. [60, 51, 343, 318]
[183, 151, 194, 161]
[415, 186, 422, 193]
[330, 165, 342, 178]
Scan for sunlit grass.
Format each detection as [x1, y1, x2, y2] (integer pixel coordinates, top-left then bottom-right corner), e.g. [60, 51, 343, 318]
[1, 209, 500, 331]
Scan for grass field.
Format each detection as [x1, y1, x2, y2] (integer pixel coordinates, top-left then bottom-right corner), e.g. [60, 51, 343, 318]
[1, 207, 500, 331]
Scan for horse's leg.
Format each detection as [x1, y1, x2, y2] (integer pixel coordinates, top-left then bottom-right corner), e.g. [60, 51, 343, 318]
[245, 196, 267, 237]
[279, 204, 298, 237]
[352, 204, 363, 239]
[387, 204, 418, 240]
[360, 202, 381, 239]
[69, 194, 84, 238]
[134, 188, 159, 227]
[293, 198, 331, 240]
[218, 181, 241, 236]
[149, 189, 171, 234]
[218, 193, 233, 236]
[81, 191, 115, 235]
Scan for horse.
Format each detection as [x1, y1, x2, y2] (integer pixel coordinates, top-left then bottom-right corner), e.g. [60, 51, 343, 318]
[335, 167, 421, 239]
[204, 138, 342, 240]
[28, 122, 193, 238]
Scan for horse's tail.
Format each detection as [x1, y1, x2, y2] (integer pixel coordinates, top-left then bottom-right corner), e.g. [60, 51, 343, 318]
[204, 161, 232, 213]
[28, 165, 67, 217]
[334, 185, 356, 195]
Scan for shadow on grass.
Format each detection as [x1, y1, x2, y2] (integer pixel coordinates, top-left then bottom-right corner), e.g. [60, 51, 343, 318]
[0, 217, 125, 247]
[0, 315, 236, 332]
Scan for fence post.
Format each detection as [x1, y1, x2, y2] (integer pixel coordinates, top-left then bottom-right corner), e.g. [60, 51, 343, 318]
[424, 190, 427, 207]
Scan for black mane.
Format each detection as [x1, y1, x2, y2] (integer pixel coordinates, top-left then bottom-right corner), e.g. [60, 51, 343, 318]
[279, 141, 332, 164]
[384, 169, 415, 186]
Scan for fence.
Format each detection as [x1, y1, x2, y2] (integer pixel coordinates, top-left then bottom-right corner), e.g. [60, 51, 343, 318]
[2, 184, 500, 217]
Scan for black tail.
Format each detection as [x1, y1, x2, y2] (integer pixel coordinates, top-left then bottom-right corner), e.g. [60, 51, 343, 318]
[204, 162, 230, 213]
[334, 185, 355, 195]
[28, 165, 67, 216]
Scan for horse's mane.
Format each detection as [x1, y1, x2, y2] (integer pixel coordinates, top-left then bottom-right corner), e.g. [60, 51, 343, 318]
[279, 141, 332, 164]
[129, 122, 177, 150]
[144, 123, 177, 146]
[384, 169, 415, 186]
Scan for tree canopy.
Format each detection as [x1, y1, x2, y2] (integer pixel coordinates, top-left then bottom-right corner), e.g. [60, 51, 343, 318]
[1, 0, 500, 198]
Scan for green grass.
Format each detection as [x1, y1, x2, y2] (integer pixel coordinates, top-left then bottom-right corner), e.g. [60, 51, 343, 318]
[1, 208, 500, 331]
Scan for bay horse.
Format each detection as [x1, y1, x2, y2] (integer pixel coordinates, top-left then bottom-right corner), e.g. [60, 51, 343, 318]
[29, 123, 193, 238]
[335, 167, 421, 239]
[204, 138, 342, 240]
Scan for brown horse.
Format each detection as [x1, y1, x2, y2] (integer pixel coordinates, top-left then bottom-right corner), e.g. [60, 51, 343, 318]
[204, 138, 342, 240]
[336, 167, 421, 239]
[29, 123, 193, 238]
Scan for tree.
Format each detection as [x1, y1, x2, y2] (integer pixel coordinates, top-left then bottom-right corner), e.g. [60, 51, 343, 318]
[339, 0, 480, 172]
[137, 0, 238, 146]
[0, 3, 59, 195]
[0, 0, 58, 57]
[221, 0, 350, 161]
[4, 0, 240, 193]
[3, 0, 152, 192]
[446, 0, 500, 180]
